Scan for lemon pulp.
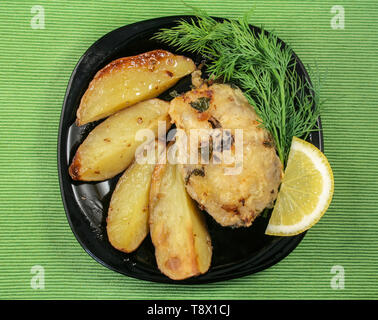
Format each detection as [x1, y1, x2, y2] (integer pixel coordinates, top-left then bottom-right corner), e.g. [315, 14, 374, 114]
[265, 137, 334, 236]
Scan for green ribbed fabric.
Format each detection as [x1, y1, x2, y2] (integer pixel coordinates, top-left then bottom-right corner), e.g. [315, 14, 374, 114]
[0, 0, 377, 299]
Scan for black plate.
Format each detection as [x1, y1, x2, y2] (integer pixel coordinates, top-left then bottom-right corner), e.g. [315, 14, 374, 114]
[58, 16, 323, 284]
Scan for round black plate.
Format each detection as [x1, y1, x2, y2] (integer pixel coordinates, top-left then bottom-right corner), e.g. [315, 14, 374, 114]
[58, 16, 322, 284]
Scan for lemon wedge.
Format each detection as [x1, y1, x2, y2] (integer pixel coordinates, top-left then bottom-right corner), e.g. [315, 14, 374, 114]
[265, 136, 334, 236]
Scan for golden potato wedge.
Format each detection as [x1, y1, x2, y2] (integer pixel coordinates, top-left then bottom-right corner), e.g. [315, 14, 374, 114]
[69, 98, 170, 181]
[149, 160, 212, 280]
[76, 50, 196, 125]
[106, 140, 164, 253]
[106, 163, 153, 253]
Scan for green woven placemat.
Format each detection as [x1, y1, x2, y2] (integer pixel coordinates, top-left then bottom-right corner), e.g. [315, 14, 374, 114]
[0, 0, 377, 299]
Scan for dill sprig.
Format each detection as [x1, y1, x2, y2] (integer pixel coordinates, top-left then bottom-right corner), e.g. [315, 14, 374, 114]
[153, 9, 323, 166]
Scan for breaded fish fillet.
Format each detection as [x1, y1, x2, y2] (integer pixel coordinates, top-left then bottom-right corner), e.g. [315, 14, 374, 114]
[169, 82, 283, 227]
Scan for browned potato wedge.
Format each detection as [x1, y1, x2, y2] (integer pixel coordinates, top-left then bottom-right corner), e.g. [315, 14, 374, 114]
[69, 99, 170, 181]
[149, 161, 212, 280]
[76, 50, 196, 125]
[106, 140, 164, 253]
[106, 161, 154, 253]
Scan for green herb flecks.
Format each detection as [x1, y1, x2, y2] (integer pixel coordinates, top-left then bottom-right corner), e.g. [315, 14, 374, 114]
[190, 97, 211, 112]
[153, 9, 323, 166]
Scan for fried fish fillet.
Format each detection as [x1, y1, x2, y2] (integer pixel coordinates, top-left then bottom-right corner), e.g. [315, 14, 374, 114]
[169, 82, 283, 227]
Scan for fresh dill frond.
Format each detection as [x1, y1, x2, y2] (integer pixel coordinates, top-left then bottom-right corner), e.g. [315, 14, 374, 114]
[153, 10, 323, 166]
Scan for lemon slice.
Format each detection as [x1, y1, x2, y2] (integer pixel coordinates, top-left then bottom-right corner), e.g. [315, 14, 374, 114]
[265, 137, 334, 236]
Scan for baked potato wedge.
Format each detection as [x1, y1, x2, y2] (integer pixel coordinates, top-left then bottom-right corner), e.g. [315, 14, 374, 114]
[106, 140, 164, 253]
[69, 98, 170, 181]
[76, 50, 196, 125]
[106, 161, 153, 253]
[149, 160, 212, 280]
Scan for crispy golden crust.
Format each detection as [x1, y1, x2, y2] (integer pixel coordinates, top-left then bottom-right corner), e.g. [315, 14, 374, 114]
[169, 83, 283, 227]
[68, 154, 81, 180]
[148, 163, 167, 212]
[93, 50, 175, 80]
